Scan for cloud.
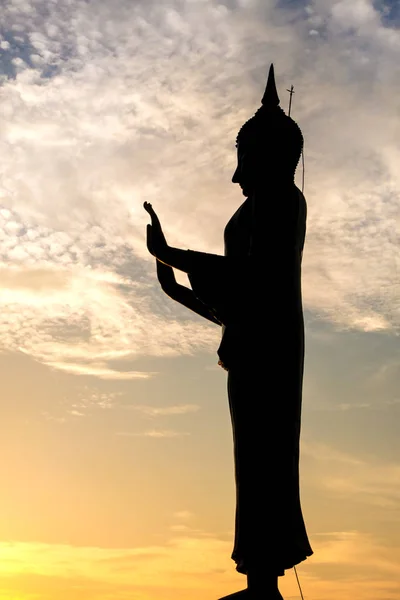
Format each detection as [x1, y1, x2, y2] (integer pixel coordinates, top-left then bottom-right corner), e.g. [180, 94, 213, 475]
[0, 530, 399, 600]
[311, 401, 372, 411]
[116, 429, 191, 438]
[0, 259, 218, 377]
[129, 404, 201, 416]
[71, 387, 123, 409]
[41, 411, 66, 423]
[173, 510, 194, 520]
[170, 510, 204, 535]
[40, 386, 124, 422]
[296, 530, 400, 600]
[45, 360, 153, 380]
[0, 0, 399, 379]
[302, 440, 400, 511]
[0, 536, 237, 600]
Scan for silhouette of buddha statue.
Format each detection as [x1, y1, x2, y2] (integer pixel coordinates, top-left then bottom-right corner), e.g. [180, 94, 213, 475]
[144, 63, 313, 599]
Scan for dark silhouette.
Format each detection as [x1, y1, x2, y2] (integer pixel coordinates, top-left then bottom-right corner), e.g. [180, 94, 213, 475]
[144, 64, 313, 599]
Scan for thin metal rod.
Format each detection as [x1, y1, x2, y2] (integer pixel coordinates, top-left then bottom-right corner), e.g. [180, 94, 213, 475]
[287, 84, 295, 116]
[294, 565, 305, 600]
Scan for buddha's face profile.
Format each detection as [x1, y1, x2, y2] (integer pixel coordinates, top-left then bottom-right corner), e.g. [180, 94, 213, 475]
[232, 135, 301, 197]
[232, 143, 257, 197]
[232, 142, 269, 197]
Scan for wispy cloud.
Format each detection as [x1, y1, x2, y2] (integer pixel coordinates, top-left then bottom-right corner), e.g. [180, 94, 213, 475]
[67, 409, 85, 417]
[303, 440, 400, 510]
[0, 535, 240, 600]
[0, 0, 399, 380]
[297, 530, 400, 600]
[71, 387, 123, 410]
[311, 401, 372, 411]
[40, 386, 124, 421]
[45, 360, 153, 380]
[0, 530, 399, 600]
[116, 429, 190, 438]
[129, 404, 200, 416]
[172, 510, 194, 520]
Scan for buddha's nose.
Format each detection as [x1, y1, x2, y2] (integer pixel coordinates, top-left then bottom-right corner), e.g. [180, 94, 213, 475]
[232, 167, 240, 183]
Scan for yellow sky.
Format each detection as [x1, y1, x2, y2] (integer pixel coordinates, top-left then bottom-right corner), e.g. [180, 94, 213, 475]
[1, 344, 400, 599]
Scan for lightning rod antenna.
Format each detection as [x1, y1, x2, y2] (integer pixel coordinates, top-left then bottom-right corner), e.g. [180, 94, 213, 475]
[287, 84, 295, 117]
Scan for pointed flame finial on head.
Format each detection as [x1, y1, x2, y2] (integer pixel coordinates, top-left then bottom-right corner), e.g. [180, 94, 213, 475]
[261, 63, 280, 107]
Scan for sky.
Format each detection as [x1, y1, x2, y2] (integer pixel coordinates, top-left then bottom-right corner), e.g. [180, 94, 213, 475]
[0, 0, 399, 598]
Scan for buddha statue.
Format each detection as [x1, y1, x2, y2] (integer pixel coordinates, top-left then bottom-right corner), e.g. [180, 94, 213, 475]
[144, 64, 313, 599]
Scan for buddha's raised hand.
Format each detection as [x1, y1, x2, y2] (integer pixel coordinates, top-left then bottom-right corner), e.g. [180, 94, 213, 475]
[143, 202, 168, 258]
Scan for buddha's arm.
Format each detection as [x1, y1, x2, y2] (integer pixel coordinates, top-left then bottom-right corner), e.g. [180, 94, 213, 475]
[156, 246, 227, 274]
[156, 260, 221, 325]
[155, 195, 288, 273]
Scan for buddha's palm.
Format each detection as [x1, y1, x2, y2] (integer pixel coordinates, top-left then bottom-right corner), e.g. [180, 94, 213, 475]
[144, 202, 167, 258]
[143, 202, 220, 325]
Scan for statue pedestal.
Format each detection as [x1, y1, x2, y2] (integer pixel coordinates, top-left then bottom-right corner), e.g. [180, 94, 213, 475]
[219, 589, 283, 599]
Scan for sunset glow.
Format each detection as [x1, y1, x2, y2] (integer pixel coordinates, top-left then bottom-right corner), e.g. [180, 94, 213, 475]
[0, 0, 399, 598]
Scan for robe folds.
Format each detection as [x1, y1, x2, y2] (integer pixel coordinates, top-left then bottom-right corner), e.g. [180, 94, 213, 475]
[188, 184, 313, 575]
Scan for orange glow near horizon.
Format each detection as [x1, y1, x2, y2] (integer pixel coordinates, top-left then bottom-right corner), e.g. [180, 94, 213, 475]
[0, 533, 399, 600]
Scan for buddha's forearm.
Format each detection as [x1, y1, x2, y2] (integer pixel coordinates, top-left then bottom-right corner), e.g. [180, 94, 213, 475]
[155, 260, 176, 292]
[169, 285, 221, 325]
[159, 278, 221, 325]
[157, 246, 226, 273]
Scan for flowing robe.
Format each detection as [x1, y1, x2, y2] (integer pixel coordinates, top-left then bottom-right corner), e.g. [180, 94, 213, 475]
[189, 184, 313, 575]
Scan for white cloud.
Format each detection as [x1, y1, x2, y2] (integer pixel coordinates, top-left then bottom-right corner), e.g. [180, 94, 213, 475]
[0, 0, 399, 378]
[116, 429, 191, 438]
[46, 361, 152, 380]
[0, 260, 218, 376]
[331, 0, 379, 30]
[129, 404, 200, 416]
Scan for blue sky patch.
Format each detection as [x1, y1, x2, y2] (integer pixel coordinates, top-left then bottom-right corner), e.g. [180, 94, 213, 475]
[373, 0, 400, 26]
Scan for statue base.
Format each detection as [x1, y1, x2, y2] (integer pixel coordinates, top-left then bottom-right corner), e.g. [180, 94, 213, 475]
[219, 590, 283, 600]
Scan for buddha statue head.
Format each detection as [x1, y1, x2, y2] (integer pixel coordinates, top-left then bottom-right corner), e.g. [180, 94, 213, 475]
[232, 64, 304, 196]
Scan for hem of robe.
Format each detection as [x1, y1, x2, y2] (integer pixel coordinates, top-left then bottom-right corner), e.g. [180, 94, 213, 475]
[233, 547, 313, 577]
